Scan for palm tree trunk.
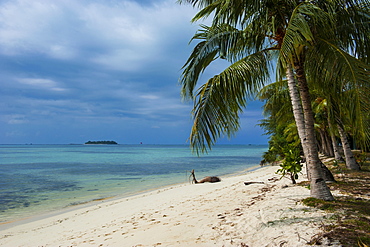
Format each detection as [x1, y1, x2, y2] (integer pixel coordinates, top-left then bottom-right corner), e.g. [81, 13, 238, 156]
[318, 129, 326, 154]
[293, 58, 334, 201]
[337, 123, 360, 170]
[318, 129, 333, 156]
[328, 120, 343, 161]
[286, 64, 335, 186]
[323, 130, 334, 157]
[286, 64, 311, 179]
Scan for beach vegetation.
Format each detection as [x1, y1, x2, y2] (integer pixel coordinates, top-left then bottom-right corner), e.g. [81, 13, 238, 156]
[276, 145, 302, 184]
[258, 81, 301, 165]
[179, 0, 369, 201]
[301, 157, 370, 246]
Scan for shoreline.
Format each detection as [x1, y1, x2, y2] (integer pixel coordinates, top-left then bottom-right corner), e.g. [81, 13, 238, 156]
[0, 165, 334, 246]
[0, 164, 263, 228]
[1, 144, 268, 226]
[0, 165, 262, 230]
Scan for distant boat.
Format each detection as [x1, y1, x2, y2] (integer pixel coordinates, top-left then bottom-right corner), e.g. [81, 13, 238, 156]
[85, 141, 118, 145]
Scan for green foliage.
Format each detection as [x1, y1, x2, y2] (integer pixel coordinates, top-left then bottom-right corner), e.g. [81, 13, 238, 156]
[258, 81, 300, 163]
[261, 130, 286, 164]
[260, 102, 302, 168]
[258, 81, 304, 166]
[276, 145, 302, 184]
[302, 197, 336, 211]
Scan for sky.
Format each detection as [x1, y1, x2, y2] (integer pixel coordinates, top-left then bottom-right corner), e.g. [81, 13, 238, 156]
[0, 0, 268, 145]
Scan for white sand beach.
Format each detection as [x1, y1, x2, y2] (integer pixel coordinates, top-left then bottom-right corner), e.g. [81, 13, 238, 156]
[0, 165, 334, 247]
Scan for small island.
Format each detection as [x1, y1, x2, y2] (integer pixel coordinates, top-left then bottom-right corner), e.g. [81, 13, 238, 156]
[85, 141, 118, 145]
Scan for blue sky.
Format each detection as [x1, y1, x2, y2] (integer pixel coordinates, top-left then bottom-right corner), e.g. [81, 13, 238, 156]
[0, 0, 268, 145]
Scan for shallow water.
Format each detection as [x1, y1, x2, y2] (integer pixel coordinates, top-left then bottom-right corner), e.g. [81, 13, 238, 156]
[0, 144, 267, 223]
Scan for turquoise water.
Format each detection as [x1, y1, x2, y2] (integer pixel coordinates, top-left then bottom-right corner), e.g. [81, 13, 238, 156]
[0, 144, 267, 223]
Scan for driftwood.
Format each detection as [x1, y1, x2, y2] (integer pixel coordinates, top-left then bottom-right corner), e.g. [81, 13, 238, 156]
[189, 169, 221, 184]
[244, 181, 265, 185]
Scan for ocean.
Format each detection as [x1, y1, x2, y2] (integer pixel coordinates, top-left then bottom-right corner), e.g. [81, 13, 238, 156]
[0, 144, 267, 223]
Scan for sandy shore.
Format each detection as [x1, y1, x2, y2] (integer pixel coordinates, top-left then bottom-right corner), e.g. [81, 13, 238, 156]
[0, 165, 333, 247]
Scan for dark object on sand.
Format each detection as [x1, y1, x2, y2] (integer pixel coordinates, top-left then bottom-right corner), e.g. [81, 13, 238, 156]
[189, 169, 221, 184]
[244, 181, 264, 185]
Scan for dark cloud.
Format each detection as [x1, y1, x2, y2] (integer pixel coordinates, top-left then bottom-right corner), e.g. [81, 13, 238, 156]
[0, 0, 267, 145]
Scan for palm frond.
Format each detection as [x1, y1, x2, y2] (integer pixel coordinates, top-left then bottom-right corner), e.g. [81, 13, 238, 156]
[306, 38, 370, 150]
[324, 0, 370, 61]
[180, 24, 270, 99]
[278, 2, 333, 68]
[190, 51, 271, 154]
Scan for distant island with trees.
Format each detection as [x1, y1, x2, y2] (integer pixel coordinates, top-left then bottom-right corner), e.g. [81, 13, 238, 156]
[85, 141, 118, 145]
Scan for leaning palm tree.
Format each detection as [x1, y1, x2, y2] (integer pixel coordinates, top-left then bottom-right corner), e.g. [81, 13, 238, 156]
[278, 2, 368, 197]
[179, 0, 369, 200]
[302, 1, 370, 153]
[312, 85, 369, 170]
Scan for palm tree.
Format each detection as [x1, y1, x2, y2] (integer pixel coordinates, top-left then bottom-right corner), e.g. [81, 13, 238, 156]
[179, 0, 369, 200]
[312, 90, 368, 170]
[313, 97, 365, 171]
[260, 80, 337, 181]
[278, 1, 368, 197]
[312, 98, 342, 160]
